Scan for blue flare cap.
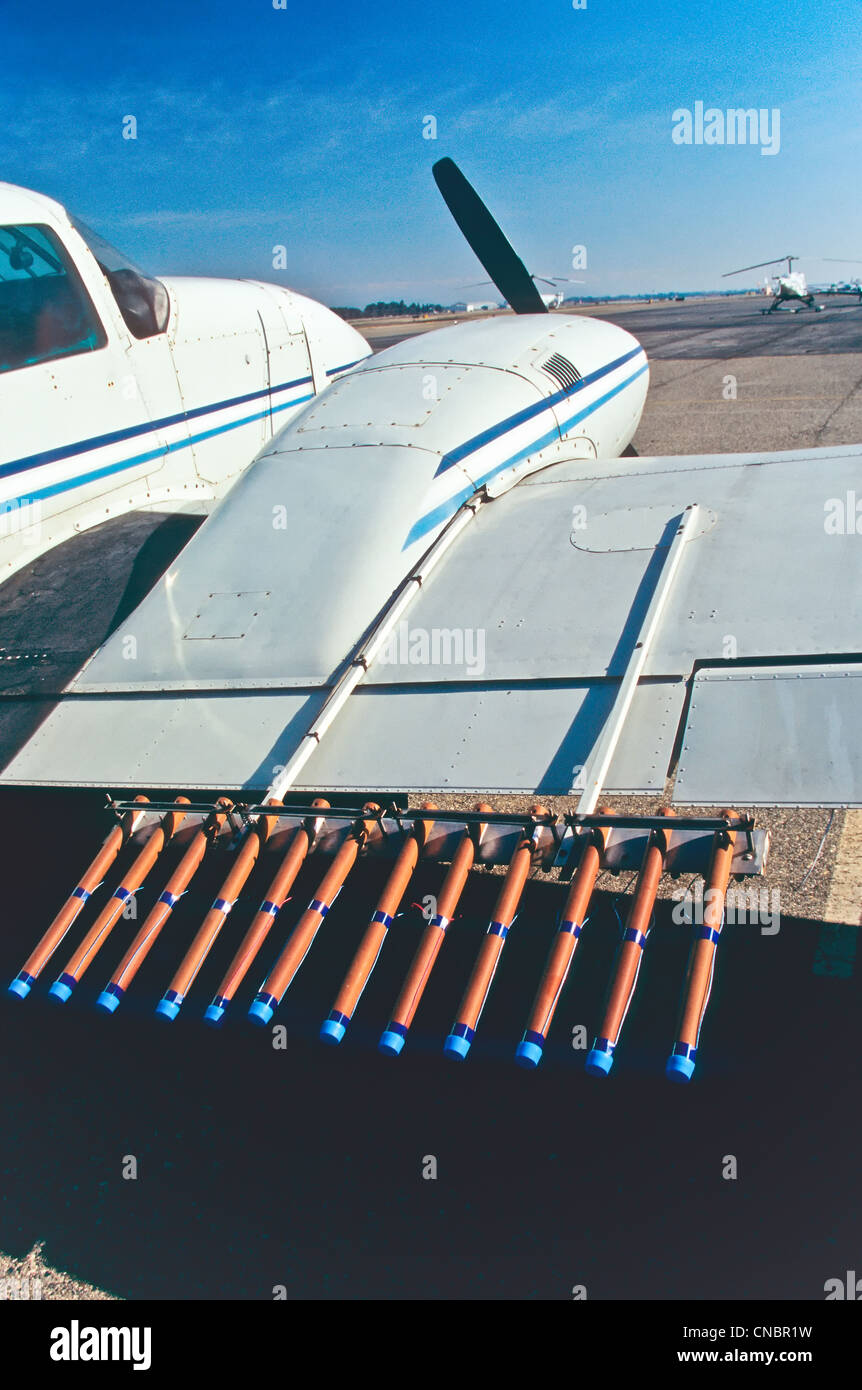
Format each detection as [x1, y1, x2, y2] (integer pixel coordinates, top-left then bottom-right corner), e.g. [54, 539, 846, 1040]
[320, 1017, 347, 1045]
[378, 1029, 406, 1056]
[443, 1032, 471, 1060]
[666, 1052, 696, 1083]
[585, 1047, 614, 1076]
[248, 997, 274, 1027]
[515, 1039, 544, 1068]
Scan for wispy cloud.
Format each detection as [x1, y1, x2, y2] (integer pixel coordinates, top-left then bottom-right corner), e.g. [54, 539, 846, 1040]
[2, 0, 859, 303]
[114, 208, 290, 230]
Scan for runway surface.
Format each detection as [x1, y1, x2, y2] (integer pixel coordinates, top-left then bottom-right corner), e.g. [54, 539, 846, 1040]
[0, 297, 860, 1301]
[359, 293, 862, 357]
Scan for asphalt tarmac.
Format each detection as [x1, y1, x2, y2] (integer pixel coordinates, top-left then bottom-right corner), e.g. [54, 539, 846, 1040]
[0, 297, 860, 1301]
[361, 293, 862, 358]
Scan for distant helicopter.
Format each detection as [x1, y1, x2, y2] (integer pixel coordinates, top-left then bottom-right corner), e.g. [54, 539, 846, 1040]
[461, 273, 584, 309]
[723, 255, 823, 313]
[723, 254, 862, 314]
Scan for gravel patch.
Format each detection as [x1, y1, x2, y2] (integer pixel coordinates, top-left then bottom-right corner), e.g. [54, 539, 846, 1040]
[0, 1243, 118, 1301]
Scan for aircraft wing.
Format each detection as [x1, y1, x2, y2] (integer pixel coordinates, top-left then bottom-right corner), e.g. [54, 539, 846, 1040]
[2, 443, 861, 806]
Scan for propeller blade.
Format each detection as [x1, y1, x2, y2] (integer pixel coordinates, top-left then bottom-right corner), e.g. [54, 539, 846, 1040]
[432, 157, 548, 314]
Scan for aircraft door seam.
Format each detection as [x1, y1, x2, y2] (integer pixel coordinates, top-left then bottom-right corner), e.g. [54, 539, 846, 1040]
[256, 309, 273, 438]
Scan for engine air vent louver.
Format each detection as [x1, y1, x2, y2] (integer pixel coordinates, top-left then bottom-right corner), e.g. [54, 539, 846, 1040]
[541, 353, 582, 392]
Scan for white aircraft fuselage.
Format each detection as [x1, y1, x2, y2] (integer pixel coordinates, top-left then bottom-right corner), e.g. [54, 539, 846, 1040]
[0, 181, 370, 576]
[0, 181, 648, 600]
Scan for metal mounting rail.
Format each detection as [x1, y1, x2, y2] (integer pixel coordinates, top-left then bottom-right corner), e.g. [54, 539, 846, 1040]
[566, 813, 754, 833]
[105, 800, 754, 837]
[102, 800, 766, 874]
[575, 504, 702, 813]
[105, 801, 557, 824]
[106, 798, 240, 818]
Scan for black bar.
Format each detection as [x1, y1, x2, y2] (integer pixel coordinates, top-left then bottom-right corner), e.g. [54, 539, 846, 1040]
[11, 1296, 857, 1366]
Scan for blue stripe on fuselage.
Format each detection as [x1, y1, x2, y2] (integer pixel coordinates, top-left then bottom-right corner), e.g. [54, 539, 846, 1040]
[1, 346, 645, 559]
[0, 355, 368, 501]
[326, 357, 366, 377]
[0, 373, 315, 483]
[402, 360, 649, 549]
[1, 390, 314, 510]
[433, 344, 644, 477]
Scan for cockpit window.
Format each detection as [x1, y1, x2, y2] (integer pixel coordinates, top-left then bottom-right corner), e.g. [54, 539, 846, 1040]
[0, 223, 107, 375]
[71, 216, 170, 340]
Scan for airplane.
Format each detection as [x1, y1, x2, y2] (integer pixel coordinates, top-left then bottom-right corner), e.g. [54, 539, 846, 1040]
[2, 158, 860, 1082]
[0, 181, 371, 580]
[814, 263, 862, 304]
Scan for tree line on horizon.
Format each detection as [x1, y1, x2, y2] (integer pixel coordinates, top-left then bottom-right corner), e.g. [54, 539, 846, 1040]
[331, 301, 448, 319]
[331, 289, 760, 320]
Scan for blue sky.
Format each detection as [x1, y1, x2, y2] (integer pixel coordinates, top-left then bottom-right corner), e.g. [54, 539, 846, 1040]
[2, 0, 861, 303]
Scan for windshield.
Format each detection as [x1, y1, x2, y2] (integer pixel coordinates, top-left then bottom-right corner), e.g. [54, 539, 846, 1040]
[70, 216, 170, 339]
[0, 223, 106, 374]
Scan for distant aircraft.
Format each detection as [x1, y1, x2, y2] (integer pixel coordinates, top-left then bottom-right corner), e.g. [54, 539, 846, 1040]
[723, 253, 862, 313]
[0, 183, 370, 579]
[815, 261, 862, 304]
[723, 255, 824, 313]
[461, 274, 583, 310]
